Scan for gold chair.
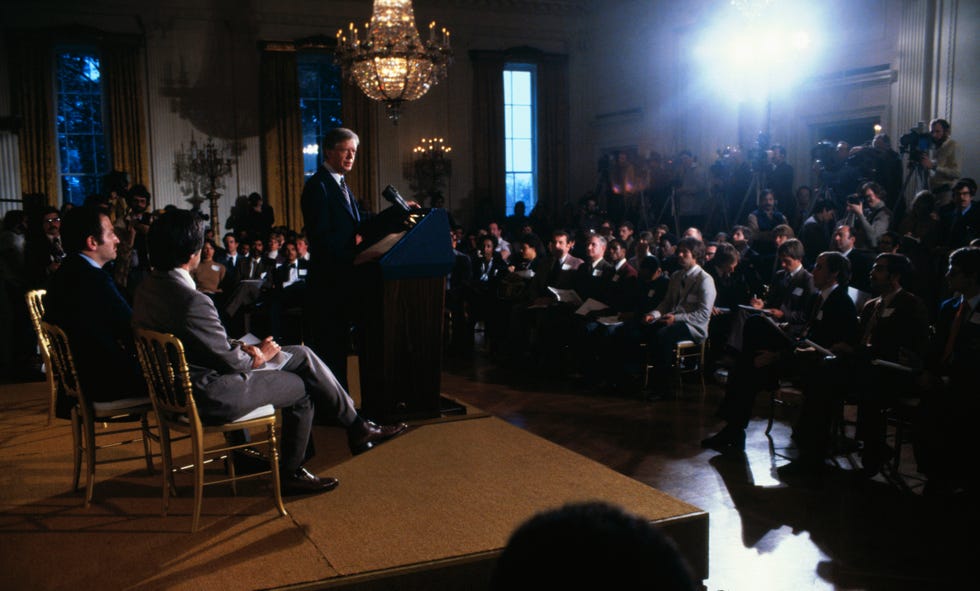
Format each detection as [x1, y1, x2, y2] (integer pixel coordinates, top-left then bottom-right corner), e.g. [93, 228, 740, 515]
[39, 321, 156, 507]
[25, 289, 57, 424]
[643, 339, 710, 392]
[133, 328, 287, 532]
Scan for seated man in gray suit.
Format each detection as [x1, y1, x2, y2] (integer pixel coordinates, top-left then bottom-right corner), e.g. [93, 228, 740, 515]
[133, 209, 406, 496]
[640, 236, 716, 400]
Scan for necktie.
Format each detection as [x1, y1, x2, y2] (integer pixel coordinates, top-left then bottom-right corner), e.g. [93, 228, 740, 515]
[942, 299, 968, 363]
[340, 177, 359, 222]
[861, 299, 884, 346]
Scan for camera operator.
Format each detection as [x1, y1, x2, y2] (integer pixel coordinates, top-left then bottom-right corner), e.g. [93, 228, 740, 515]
[842, 181, 892, 249]
[920, 118, 960, 206]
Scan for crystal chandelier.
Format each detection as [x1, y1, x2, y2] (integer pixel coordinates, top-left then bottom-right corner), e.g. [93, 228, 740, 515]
[335, 0, 453, 123]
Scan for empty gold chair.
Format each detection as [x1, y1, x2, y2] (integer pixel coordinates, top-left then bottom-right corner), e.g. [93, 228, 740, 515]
[133, 328, 287, 532]
[39, 321, 156, 507]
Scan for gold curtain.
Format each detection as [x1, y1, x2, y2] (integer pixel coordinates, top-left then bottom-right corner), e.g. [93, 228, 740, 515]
[101, 40, 149, 186]
[8, 32, 57, 202]
[341, 78, 377, 213]
[259, 47, 304, 232]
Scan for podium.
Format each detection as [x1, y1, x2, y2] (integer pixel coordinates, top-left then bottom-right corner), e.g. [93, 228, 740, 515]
[353, 207, 456, 422]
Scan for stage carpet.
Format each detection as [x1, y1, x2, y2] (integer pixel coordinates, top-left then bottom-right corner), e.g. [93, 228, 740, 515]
[0, 382, 707, 590]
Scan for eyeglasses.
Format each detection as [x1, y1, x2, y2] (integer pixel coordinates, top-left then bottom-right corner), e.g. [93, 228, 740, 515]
[44, 217, 61, 223]
[956, 190, 973, 196]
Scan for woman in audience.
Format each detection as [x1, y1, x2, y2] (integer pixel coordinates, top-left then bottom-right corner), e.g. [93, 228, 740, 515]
[191, 239, 226, 296]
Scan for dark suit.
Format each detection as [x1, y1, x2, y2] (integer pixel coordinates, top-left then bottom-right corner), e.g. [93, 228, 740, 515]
[844, 248, 874, 295]
[133, 269, 359, 474]
[301, 166, 362, 384]
[44, 254, 145, 411]
[718, 284, 857, 430]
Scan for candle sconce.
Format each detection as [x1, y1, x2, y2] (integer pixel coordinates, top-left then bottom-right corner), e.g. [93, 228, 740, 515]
[173, 134, 235, 232]
[404, 137, 452, 205]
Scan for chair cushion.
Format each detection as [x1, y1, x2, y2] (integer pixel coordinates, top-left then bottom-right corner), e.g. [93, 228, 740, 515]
[92, 397, 152, 413]
[232, 404, 276, 423]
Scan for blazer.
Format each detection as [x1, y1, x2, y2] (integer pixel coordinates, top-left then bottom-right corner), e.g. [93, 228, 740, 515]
[653, 264, 717, 342]
[767, 267, 815, 330]
[301, 166, 360, 282]
[858, 288, 930, 362]
[44, 254, 145, 403]
[805, 284, 858, 348]
[931, 294, 980, 385]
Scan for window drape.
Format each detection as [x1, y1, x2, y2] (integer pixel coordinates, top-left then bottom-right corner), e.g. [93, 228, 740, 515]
[470, 47, 569, 222]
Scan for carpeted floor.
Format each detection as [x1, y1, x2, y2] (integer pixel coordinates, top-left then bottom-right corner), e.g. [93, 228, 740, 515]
[0, 381, 706, 590]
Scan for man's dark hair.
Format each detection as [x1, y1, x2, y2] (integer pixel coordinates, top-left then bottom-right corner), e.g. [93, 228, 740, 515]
[952, 178, 977, 197]
[618, 220, 634, 231]
[875, 253, 911, 279]
[637, 230, 654, 242]
[102, 169, 129, 196]
[639, 255, 662, 274]
[758, 189, 775, 204]
[930, 118, 951, 132]
[677, 236, 705, 261]
[60, 206, 106, 255]
[731, 224, 753, 242]
[812, 198, 836, 214]
[949, 246, 980, 278]
[818, 251, 851, 287]
[860, 181, 886, 200]
[712, 242, 739, 270]
[773, 224, 795, 239]
[322, 127, 360, 152]
[607, 238, 626, 251]
[247, 192, 263, 207]
[491, 501, 696, 591]
[147, 209, 205, 271]
[879, 230, 900, 248]
[771, 143, 787, 157]
[776, 238, 805, 261]
[129, 184, 150, 200]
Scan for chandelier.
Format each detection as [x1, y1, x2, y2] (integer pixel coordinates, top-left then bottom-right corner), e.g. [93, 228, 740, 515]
[335, 0, 453, 123]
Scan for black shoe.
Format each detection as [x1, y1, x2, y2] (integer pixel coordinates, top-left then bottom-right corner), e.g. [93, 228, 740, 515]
[348, 420, 409, 455]
[280, 467, 339, 496]
[232, 447, 270, 475]
[700, 427, 745, 452]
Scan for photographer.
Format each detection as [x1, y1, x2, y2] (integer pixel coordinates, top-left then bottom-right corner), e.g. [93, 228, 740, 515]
[872, 133, 903, 207]
[920, 118, 960, 206]
[842, 181, 892, 249]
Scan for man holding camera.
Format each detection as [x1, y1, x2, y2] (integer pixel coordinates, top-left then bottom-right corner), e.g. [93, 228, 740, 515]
[920, 118, 960, 206]
[843, 182, 892, 249]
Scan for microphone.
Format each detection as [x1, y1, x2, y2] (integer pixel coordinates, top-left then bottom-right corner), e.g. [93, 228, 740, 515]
[381, 185, 412, 212]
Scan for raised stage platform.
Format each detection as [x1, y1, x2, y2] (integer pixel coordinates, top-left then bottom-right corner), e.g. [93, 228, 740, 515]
[0, 382, 707, 590]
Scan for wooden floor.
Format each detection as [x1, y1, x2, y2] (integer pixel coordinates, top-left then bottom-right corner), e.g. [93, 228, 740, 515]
[440, 345, 975, 590]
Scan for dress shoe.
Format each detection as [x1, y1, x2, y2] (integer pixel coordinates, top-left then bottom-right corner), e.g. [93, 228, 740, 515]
[776, 460, 823, 488]
[232, 446, 270, 475]
[700, 427, 746, 452]
[280, 467, 339, 496]
[348, 420, 409, 455]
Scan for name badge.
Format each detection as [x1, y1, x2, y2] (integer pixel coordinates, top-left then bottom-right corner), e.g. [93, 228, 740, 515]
[686, 294, 698, 303]
[792, 287, 804, 296]
[298, 269, 307, 277]
[881, 308, 894, 318]
[260, 271, 267, 279]
[648, 289, 655, 298]
[816, 310, 824, 320]
[211, 264, 221, 272]
[970, 312, 980, 324]
[612, 275, 620, 282]
[561, 263, 573, 271]
[592, 269, 602, 277]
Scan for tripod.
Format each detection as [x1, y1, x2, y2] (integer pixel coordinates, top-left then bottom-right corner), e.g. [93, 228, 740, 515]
[732, 169, 767, 226]
[893, 159, 928, 216]
[654, 186, 681, 237]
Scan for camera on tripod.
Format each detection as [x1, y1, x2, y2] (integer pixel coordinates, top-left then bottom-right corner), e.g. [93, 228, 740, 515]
[899, 122, 932, 163]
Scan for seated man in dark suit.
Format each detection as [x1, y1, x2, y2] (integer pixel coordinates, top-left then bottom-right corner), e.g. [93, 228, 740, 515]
[916, 246, 980, 495]
[266, 240, 309, 343]
[789, 253, 929, 478]
[702, 251, 857, 454]
[133, 209, 407, 496]
[43, 206, 146, 416]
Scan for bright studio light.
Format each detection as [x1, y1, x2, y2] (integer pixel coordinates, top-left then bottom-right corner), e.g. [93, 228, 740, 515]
[693, 2, 822, 101]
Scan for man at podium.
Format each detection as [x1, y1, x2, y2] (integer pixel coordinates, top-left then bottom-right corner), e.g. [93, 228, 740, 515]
[301, 127, 364, 388]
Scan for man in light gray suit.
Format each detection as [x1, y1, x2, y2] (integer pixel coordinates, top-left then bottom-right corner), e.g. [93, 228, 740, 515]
[133, 210, 406, 496]
[641, 236, 716, 400]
